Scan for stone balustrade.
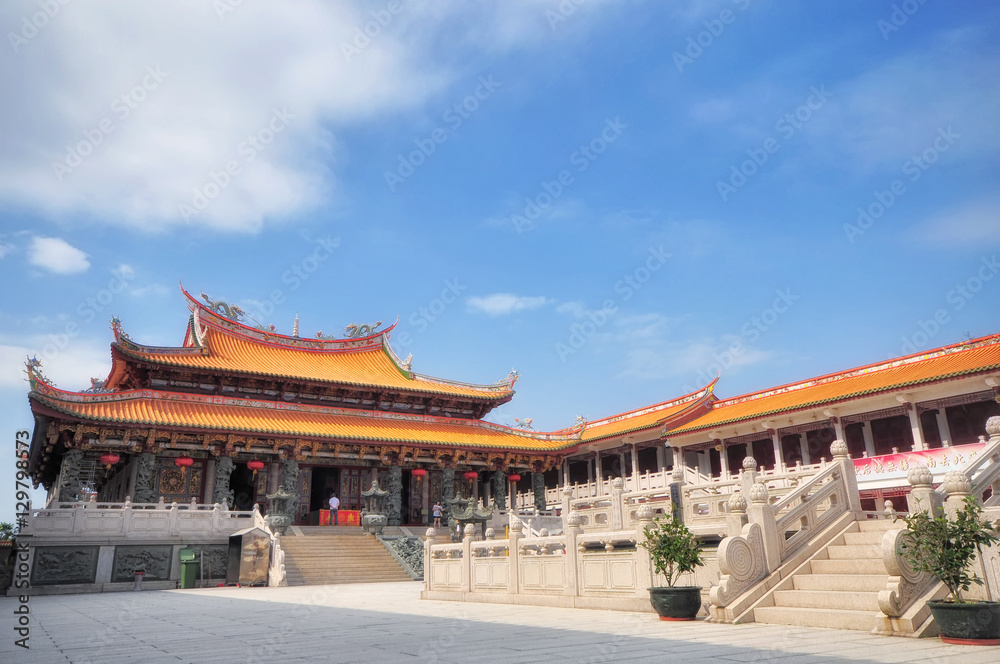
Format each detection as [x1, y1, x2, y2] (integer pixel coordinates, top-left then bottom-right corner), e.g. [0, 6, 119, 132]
[22, 497, 257, 540]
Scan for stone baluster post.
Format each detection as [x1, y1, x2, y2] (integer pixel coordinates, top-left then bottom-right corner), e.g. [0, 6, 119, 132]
[460, 523, 474, 593]
[905, 464, 940, 514]
[508, 516, 523, 595]
[564, 510, 583, 597]
[635, 504, 655, 591]
[610, 477, 624, 530]
[726, 491, 748, 538]
[739, 457, 759, 496]
[560, 485, 573, 530]
[941, 470, 972, 519]
[122, 497, 133, 535]
[831, 440, 862, 513]
[747, 482, 781, 572]
[424, 527, 436, 592]
[168, 501, 179, 536]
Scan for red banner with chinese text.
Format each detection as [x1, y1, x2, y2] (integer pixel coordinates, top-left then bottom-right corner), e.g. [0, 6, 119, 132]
[320, 509, 361, 526]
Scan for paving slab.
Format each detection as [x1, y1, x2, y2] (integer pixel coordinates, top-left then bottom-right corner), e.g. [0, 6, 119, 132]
[1, 581, 998, 663]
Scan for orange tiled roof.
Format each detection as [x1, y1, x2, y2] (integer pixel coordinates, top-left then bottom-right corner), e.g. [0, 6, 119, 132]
[580, 382, 716, 442]
[30, 385, 579, 452]
[667, 334, 1000, 436]
[115, 324, 513, 402]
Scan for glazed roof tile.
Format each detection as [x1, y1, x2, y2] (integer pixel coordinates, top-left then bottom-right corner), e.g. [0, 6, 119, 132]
[667, 334, 1000, 436]
[31, 385, 579, 452]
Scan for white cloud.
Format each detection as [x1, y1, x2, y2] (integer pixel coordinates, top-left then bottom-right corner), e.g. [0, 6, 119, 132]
[914, 199, 1000, 247]
[0, 339, 111, 391]
[0, 1, 619, 233]
[27, 237, 90, 274]
[467, 293, 552, 316]
[0, 241, 13, 258]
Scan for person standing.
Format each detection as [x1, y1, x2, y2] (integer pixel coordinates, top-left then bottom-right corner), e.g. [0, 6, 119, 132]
[432, 501, 442, 529]
[328, 493, 340, 526]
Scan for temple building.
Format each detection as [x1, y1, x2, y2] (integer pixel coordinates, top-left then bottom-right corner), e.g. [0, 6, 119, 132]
[24, 287, 1000, 526]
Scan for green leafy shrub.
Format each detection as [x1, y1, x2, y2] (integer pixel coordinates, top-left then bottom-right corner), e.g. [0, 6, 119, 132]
[898, 496, 999, 603]
[641, 514, 704, 587]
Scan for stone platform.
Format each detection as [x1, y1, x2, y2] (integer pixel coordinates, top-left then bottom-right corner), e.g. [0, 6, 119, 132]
[2, 581, 998, 663]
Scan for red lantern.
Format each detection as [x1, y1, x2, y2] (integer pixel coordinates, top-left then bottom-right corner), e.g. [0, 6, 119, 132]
[174, 456, 194, 468]
[99, 452, 120, 477]
[463, 471, 478, 480]
[247, 460, 265, 472]
[411, 468, 427, 477]
[507, 473, 521, 482]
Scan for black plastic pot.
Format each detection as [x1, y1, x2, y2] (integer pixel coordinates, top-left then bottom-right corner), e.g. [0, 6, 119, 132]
[928, 600, 1000, 645]
[648, 586, 703, 621]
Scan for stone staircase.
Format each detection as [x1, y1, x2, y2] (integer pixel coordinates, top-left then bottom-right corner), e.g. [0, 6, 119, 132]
[278, 526, 415, 586]
[752, 518, 903, 631]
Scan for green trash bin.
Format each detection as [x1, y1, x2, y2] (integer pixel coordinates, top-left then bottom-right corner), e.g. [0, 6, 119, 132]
[178, 547, 198, 589]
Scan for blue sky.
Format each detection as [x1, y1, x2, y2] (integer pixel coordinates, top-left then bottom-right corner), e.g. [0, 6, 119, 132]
[2, 1, 998, 523]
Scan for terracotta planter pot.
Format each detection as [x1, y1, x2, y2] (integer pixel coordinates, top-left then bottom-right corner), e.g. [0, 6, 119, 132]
[928, 600, 1000, 645]
[648, 586, 702, 621]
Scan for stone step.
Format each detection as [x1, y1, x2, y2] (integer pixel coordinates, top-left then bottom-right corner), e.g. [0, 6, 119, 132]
[791, 573, 888, 592]
[753, 605, 875, 631]
[809, 558, 887, 575]
[772, 589, 881, 612]
[842, 530, 887, 545]
[825, 544, 881, 559]
[855, 519, 902, 532]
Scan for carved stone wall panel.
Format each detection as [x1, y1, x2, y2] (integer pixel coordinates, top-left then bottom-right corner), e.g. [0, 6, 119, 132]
[112, 545, 172, 582]
[31, 546, 99, 585]
[189, 544, 229, 579]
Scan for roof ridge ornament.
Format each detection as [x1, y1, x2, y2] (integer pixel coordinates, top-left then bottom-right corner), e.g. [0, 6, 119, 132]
[200, 291, 245, 323]
[25, 355, 51, 388]
[109, 315, 129, 342]
[343, 321, 383, 338]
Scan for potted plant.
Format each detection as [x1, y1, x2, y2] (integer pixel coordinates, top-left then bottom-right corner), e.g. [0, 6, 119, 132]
[640, 513, 705, 620]
[898, 496, 1000, 645]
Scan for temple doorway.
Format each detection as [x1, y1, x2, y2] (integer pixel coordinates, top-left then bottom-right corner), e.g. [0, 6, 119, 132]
[311, 467, 339, 514]
[230, 463, 255, 511]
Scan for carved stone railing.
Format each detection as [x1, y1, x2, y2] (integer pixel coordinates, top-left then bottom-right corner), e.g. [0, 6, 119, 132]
[710, 441, 860, 618]
[424, 504, 658, 607]
[874, 417, 1000, 634]
[937, 416, 1000, 505]
[22, 497, 255, 539]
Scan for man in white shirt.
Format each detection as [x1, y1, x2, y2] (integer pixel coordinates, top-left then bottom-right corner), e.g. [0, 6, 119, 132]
[328, 493, 340, 526]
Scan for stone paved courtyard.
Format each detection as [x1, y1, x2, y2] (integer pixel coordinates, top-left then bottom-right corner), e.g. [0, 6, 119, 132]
[2, 582, 998, 663]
